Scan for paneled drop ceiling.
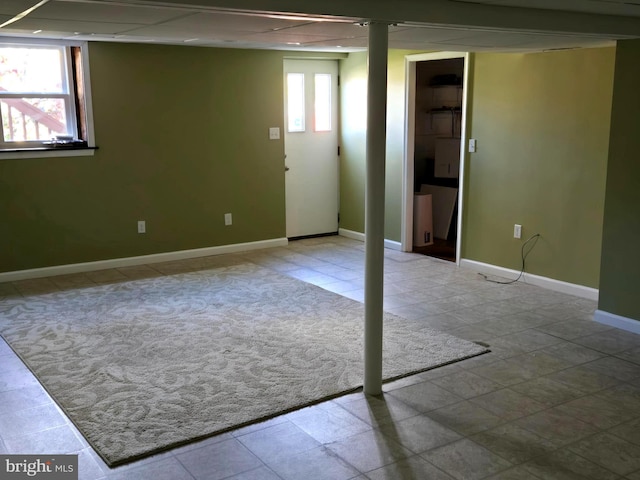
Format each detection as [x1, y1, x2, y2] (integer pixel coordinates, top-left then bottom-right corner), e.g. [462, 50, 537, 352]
[0, 0, 639, 52]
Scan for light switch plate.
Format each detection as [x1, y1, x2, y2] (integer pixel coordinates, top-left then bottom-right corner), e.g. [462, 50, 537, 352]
[269, 127, 280, 140]
[469, 139, 477, 153]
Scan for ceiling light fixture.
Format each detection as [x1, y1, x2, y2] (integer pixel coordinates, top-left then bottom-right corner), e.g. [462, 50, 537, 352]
[265, 14, 320, 22]
[263, 13, 353, 23]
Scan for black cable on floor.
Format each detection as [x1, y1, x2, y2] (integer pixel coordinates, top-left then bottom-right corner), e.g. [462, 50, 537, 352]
[479, 233, 541, 285]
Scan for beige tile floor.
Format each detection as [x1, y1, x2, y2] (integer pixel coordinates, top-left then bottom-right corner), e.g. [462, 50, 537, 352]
[1, 235, 640, 479]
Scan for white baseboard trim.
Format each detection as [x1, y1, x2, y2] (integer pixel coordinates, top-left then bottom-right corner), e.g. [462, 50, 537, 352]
[460, 258, 599, 301]
[0, 238, 289, 283]
[384, 239, 402, 251]
[594, 310, 640, 335]
[338, 228, 402, 251]
[338, 228, 364, 242]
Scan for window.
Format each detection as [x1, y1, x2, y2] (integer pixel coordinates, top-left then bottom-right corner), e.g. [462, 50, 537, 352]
[0, 39, 93, 151]
[286, 71, 334, 134]
[287, 73, 305, 132]
[314, 73, 332, 132]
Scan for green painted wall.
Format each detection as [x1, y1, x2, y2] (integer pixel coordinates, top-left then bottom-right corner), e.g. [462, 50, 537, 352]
[0, 43, 343, 273]
[1, 40, 618, 293]
[464, 48, 615, 288]
[339, 49, 421, 241]
[339, 52, 367, 234]
[599, 39, 640, 320]
[386, 50, 414, 241]
[339, 47, 614, 288]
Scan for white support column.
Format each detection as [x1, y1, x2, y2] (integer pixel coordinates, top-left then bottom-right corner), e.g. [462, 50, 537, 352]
[364, 21, 389, 396]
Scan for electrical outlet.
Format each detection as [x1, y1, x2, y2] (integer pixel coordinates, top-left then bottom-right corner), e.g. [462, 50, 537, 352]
[138, 220, 146, 234]
[224, 213, 232, 226]
[514, 224, 522, 239]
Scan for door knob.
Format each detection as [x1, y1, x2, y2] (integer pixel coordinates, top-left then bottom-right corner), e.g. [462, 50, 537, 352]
[285, 166, 290, 171]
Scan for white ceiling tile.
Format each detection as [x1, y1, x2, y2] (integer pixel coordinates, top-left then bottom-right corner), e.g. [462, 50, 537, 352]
[278, 21, 366, 37]
[30, 1, 193, 24]
[244, 31, 348, 45]
[300, 37, 368, 48]
[0, 0, 40, 16]
[10, 17, 146, 34]
[0, 28, 70, 39]
[0, 0, 637, 52]
[586, 1, 640, 16]
[119, 24, 246, 39]
[122, 13, 341, 40]
[154, 11, 309, 33]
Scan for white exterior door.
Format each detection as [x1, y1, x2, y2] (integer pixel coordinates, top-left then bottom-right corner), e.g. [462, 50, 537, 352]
[284, 59, 339, 238]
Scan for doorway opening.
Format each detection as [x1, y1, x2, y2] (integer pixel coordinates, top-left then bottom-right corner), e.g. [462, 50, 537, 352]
[402, 52, 469, 264]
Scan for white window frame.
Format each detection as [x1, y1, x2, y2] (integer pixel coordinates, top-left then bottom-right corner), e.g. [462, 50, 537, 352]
[0, 37, 95, 158]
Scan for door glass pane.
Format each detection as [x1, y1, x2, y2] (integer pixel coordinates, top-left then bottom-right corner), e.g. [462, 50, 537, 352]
[315, 73, 331, 132]
[287, 73, 305, 132]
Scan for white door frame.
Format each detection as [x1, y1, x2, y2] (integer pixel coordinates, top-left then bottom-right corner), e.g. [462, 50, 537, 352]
[401, 51, 471, 264]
